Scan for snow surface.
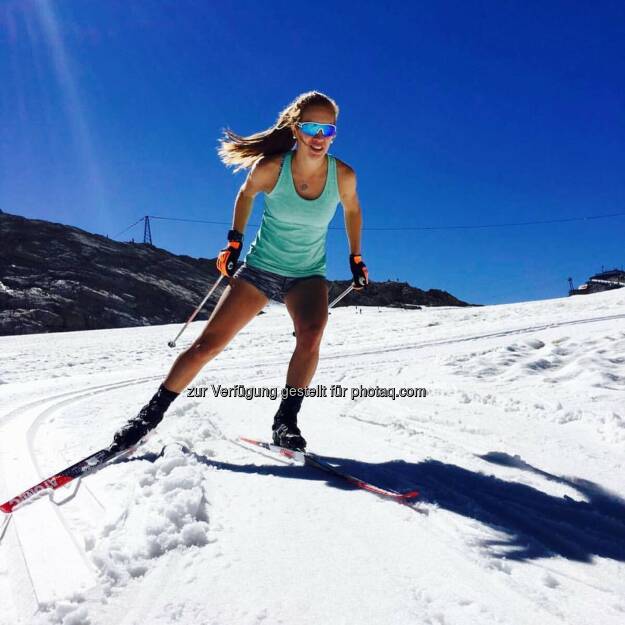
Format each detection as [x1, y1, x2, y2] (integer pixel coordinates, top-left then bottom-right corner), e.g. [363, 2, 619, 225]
[1, 290, 625, 625]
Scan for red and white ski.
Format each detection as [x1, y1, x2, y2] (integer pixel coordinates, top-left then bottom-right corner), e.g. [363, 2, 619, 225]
[0, 445, 136, 514]
[239, 437, 419, 503]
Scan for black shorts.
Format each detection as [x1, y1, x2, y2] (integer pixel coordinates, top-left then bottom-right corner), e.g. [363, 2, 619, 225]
[233, 264, 326, 303]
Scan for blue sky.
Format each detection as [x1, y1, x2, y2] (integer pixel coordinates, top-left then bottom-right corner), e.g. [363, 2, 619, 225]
[1, 1, 624, 304]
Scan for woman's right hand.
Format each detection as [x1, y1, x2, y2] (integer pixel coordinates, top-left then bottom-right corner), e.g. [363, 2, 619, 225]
[216, 229, 243, 277]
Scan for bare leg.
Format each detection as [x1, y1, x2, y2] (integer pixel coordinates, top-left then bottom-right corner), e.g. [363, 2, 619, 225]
[283, 278, 329, 387]
[163, 277, 268, 393]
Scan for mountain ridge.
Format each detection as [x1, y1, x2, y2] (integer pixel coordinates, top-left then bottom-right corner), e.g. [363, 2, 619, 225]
[0, 212, 471, 336]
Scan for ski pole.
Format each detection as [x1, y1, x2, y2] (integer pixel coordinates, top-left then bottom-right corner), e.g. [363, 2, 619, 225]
[329, 283, 355, 308]
[168, 275, 224, 348]
[292, 283, 355, 337]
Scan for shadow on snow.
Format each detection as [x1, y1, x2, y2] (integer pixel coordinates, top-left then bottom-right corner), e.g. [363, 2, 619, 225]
[157, 447, 625, 564]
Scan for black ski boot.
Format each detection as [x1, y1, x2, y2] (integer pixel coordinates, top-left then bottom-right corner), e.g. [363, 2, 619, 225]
[272, 385, 307, 451]
[272, 408, 307, 451]
[110, 384, 178, 452]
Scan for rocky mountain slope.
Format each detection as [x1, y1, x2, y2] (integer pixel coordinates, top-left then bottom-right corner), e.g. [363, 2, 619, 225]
[0, 212, 470, 336]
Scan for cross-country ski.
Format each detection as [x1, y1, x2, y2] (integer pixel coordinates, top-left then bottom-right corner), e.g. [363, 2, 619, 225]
[238, 436, 420, 502]
[0, 445, 136, 515]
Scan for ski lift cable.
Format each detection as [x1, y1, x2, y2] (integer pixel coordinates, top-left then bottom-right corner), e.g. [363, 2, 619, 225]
[114, 210, 625, 238]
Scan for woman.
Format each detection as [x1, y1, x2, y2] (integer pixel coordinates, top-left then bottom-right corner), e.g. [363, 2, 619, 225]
[111, 91, 368, 453]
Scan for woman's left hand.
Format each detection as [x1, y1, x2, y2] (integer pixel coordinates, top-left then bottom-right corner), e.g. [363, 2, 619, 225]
[349, 254, 369, 289]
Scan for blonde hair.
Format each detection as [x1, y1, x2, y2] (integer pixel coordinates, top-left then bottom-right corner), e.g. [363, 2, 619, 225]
[218, 91, 339, 172]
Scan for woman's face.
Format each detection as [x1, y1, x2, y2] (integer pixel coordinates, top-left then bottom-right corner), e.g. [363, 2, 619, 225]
[294, 105, 336, 160]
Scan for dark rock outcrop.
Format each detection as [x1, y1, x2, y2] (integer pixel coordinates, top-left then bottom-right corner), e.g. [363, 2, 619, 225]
[330, 280, 469, 308]
[0, 212, 471, 336]
[1, 212, 226, 336]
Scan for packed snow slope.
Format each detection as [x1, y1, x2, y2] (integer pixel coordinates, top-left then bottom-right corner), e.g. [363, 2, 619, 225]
[1, 289, 625, 625]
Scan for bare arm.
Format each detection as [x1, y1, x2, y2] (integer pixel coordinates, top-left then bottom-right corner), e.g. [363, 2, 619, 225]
[338, 162, 363, 255]
[230, 156, 281, 234]
[231, 188, 254, 234]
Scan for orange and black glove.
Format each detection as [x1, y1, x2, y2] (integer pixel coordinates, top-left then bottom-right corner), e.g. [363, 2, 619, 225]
[216, 229, 243, 277]
[349, 254, 369, 289]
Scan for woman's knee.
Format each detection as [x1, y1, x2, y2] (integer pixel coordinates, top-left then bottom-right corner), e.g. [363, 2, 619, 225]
[294, 320, 327, 351]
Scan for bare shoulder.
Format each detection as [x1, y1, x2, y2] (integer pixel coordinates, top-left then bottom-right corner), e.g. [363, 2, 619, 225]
[254, 153, 284, 176]
[335, 157, 357, 196]
[243, 153, 285, 195]
[335, 157, 356, 179]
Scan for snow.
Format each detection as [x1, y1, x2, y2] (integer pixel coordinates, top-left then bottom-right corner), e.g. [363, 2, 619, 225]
[1, 289, 625, 624]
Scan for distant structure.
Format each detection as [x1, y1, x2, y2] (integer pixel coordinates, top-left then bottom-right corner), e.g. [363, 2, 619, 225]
[569, 268, 625, 296]
[143, 215, 153, 245]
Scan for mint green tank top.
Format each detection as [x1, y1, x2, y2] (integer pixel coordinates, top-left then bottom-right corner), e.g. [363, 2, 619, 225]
[245, 151, 340, 277]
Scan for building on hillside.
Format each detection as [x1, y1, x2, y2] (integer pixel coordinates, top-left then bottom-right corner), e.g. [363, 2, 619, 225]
[568, 268, 625, 296]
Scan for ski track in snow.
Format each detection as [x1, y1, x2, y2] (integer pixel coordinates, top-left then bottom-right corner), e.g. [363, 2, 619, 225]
[1, 291, 625, 624]
[0, 376, 162, 622]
